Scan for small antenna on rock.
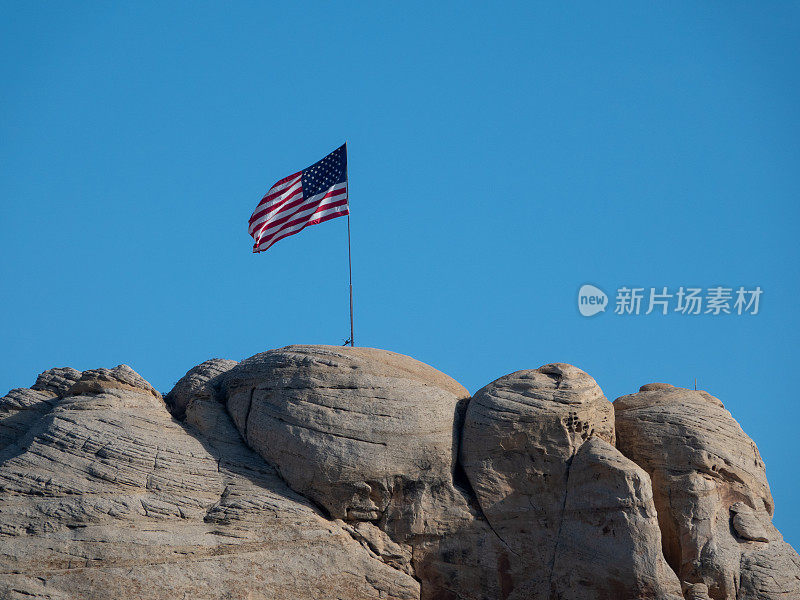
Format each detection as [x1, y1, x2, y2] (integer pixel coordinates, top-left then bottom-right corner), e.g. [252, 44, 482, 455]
[694, 378, 697, 390]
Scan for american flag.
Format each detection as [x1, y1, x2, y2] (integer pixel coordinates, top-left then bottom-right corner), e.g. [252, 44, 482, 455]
[248, 144, 349, 253]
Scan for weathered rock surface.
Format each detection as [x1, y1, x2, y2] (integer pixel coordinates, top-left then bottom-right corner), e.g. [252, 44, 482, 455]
[31, 367, 82, 397]
[0, 368, 82, 452]
[164, 358, 238, 419]
[219, 345, 509, 600]
[615, 383, 800, 599]
[0, 363, 420, 600]
[0, 387, 60, 452]
[221, 345, 470, 528]
[460, 363, 619, 598]
[68, 364, 161, 398]
[1, 350, 798, 600]
[550, 437, 683, 599]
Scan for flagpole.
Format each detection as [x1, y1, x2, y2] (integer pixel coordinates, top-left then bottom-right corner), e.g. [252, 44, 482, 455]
[347, 216, 354, 347]
[346, 141, 354, 347]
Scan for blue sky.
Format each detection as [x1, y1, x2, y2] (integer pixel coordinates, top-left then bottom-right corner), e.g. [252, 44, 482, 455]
[2, 3, 799, 545]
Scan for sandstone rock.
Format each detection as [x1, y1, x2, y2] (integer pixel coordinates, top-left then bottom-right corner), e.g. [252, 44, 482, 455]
[3, 352, 799, 600]
[410, 514, 506, 600]
[337, 520, 414, 575]
[730, 502, 771, 543]
[220, 345, 511, 600]
[549, 437, 683, 599]
[0, 387, 59, 452]
[221, 345, 470, 528]
[0, 364, 420, 600]
[164, 358, 238, 419]
[615, 383, 800, 599]
[738, 539, 800, 599]
[31, 367, 82, 397]
[684, 583, 712, 600]
[460, 363, 615, 598]
[1, 368, 83, 452]
[68, 364, 160, 398]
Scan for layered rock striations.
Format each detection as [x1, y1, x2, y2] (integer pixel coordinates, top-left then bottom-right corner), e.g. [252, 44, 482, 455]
[615, 384, 800, 599]
[220, 346, 504, 600]
[0, 347, 797, 599]
[0, 362, 418, 600]
[221, 346, 469, 527]
[459, 364, 683, 599]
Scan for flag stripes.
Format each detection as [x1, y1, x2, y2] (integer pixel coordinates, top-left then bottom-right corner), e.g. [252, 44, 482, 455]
[248, 145, 348, 253]
[252, 184, 348, 252]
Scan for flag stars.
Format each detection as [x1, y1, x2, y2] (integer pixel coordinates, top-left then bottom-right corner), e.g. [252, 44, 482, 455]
[299, 146, 346, 198]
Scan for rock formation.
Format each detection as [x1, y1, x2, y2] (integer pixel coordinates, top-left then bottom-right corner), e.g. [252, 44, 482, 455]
[460, 364, 682, 599]
[220, 346, 504, 600]
[615, 383, 800, 599]
[550, 437, 684, 600]
[221, 346, 469, 527]
[0, 362, 418, 600]
[0, 347, 797, 599]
